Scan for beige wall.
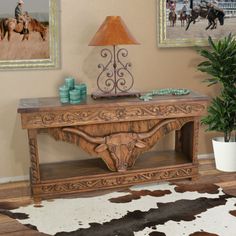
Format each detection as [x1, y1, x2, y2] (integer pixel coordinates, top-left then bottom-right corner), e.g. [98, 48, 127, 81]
[0, 0, 219, 180]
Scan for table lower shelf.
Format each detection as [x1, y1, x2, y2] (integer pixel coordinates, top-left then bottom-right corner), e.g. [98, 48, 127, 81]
[32, 150, 198, 200]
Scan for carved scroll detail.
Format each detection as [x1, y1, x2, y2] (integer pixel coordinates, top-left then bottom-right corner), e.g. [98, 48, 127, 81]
[40, 168, 194, 194]
[23, 103, 206, 128]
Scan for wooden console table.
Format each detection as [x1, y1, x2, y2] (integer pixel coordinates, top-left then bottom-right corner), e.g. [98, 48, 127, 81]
[18, 91, 208, 201]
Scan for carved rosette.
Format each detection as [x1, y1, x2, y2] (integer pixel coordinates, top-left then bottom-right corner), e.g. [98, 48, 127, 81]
[22, 103, 206, 128]
[39, 167, 194, 194]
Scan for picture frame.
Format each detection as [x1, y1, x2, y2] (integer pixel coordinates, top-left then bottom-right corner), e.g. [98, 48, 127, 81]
[0, 0, 59, 70]
[158, 0, 236, 47]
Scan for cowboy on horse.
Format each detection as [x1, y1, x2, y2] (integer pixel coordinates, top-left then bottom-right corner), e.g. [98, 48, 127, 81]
[182, 0, 190, 15]
[200, 0, 221, 15]
[167, 0, 177, 27]
[179, 0, 190, 26]
[0, 0, 47, 42]
[15, 0, 29, 34]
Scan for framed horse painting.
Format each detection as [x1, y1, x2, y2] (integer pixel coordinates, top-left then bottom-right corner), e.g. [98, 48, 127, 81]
[158, 0, 236, 47]
[0, 0, 59, 69]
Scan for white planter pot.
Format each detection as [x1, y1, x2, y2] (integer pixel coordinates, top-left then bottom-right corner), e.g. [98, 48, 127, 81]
[212, 137, 236, 172]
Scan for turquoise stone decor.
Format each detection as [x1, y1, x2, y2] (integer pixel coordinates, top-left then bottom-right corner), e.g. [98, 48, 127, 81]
[139, 88, 190, 101]
[58, 78, 87, 104]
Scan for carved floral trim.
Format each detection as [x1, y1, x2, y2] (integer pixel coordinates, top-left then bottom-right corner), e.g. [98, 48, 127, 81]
[22, 103, 206, 128]
[39, 167, 194, 194]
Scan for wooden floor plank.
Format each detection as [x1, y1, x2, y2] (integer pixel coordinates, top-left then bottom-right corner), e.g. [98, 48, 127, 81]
[0, 214, 13, 223]
[0, 181, 30, 190]
[0, 181, 30, 200]
[0, 228, 49, 236]
[0, 232, 49, 236]
[0, 216, 49, 235]
[0, 221, 31, 234]
[198, 158, 215, 165]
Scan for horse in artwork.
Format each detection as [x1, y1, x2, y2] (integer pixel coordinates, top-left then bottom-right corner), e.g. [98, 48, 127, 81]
[185, 5, 225, 31]
[179, 11, 188, 27]
[169, 10, 177, 27]
[0, 19, 7, 41]
[185, 5, 208, 30]
[206, 7, 225, 30]
[0, 17, 47, 41]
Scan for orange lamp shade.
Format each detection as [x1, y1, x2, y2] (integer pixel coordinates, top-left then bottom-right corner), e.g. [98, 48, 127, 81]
[89, 16, 139, 46]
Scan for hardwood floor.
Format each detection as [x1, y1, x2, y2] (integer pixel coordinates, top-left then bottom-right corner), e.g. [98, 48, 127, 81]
[0, 158, 236, 236]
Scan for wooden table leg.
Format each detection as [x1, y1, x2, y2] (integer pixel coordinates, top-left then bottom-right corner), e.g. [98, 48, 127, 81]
[175, 118, 200, 180]
[27, 129, 41, 202]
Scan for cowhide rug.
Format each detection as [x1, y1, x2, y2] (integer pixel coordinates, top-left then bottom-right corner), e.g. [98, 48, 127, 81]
[1, 182, 236, 236]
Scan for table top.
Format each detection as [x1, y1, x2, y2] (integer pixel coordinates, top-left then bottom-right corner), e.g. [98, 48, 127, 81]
[18, 91, 209, 114]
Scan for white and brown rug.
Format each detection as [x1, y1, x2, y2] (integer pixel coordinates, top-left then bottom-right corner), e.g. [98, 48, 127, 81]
[1, 182, 236, 236]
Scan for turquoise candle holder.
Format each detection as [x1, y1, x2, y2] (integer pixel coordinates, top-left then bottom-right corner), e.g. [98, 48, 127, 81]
[59, 85, 69, 104]
[59, 85, 69, 92]
[69, 89, 81, 104]
[58, 79, 87, 104]
[75, 83, 87, 100]
[60, 97, 70, 104]
[69, 100, 81, 104]
[74, 84, 82, 91]
[80, 83, 87, 98]
[65, 77, 75, 90]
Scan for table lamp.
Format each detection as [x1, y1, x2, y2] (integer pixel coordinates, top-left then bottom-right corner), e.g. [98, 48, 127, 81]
[89, 16, 140, 98]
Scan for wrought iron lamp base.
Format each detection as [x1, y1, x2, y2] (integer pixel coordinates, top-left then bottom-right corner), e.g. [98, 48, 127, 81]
[91, 45, 139, 99]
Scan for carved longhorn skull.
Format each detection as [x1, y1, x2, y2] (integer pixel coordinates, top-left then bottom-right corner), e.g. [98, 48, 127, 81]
[63, 119, 175, 172]
[95, 133, 146, 172]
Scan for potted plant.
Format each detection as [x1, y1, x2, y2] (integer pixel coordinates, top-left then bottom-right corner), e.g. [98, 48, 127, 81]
[197, 33, 236, 172]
